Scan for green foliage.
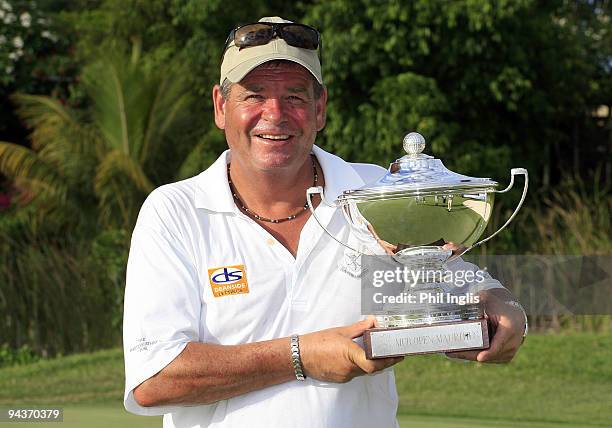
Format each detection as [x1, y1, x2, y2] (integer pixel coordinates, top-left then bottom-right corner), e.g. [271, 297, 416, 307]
[0, 0, 78, 153]
[52, 0, 611, 184]
[0, 0, 610, 358]
[1, 93, 97, 233]
[55, 0, 310, 180]
[0, 0, 72, 88]
[175, 127, 228, 180]
[478, 173, 612, 255]
[0, 43, 208, 355]
[0, 46, 201, 230]
[306, 0, 611, 183]
[90, 229, 129, 331]
[336, 72, 454, 163]
[0, 236, 121, 356]
[0, 344, 39, 367]
[527, 174, 612, 255]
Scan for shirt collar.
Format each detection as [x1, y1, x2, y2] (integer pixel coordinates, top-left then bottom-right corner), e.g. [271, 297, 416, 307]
[194, 145, 366, 213]
[311, 145, 366, 201]
[194, 150, 235, 213]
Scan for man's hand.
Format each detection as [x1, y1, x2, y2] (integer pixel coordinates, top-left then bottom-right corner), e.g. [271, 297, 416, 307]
[446, 288, 526, 363]
[300, 318, 404, 382]
[442, 241, 467, 257]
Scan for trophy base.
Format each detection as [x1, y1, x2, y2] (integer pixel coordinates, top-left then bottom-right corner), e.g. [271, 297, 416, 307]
[363, 319, 489, 359]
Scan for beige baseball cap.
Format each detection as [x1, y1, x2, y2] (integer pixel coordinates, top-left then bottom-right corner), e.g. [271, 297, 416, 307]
[220, 16, 323, 85]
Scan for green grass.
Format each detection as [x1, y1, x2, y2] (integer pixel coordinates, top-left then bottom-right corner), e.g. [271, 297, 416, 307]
[396, 414, 597, 428]
[0, 334, 610, 427]
[0, 349, 124, 404]
[0, 405, 160, 428]
[0, 406, 596, 428]
[395, 333, 612, 426]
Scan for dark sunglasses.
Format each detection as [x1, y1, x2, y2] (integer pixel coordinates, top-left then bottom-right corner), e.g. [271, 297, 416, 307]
[221, 22, 323, 65]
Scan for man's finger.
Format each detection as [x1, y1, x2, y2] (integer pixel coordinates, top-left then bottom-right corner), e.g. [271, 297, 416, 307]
[353, 352, 404, 374]
[477, 324, 512, 362]
[340, 318, 376, 339]
[445, 349, 480, 361]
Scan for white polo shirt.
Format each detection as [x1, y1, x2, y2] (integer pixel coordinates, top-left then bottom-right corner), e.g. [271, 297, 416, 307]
[123, 145, 400, 428]
[123, 145, 503, 427]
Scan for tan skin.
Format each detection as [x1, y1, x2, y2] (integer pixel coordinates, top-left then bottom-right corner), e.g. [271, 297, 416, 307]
[133, 62, 526, 407]
[214, 64, 326, 255]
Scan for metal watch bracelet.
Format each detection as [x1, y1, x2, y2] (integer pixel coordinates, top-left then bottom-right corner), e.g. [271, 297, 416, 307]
[505, 300, 529, 340]
[290, 335, 305, 381]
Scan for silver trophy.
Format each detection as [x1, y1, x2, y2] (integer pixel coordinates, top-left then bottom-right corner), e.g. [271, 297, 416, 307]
[307, 132, 528, 358]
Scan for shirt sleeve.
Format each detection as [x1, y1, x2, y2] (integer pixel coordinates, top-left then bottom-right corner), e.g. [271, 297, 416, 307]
[123, 192, 202, 416]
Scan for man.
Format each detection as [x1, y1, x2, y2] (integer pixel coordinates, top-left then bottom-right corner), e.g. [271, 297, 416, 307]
[123, 16, 527, 428]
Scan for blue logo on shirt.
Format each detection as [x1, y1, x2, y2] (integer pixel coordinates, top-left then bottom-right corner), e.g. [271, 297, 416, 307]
[211, 267, 243, 284]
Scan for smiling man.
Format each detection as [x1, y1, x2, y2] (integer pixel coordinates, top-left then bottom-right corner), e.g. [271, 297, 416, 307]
[122, 16, 527, 428]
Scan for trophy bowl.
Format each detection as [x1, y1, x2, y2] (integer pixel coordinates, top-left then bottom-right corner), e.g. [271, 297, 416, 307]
[337, 133, 497, 253]
[307, 132, 528, 358]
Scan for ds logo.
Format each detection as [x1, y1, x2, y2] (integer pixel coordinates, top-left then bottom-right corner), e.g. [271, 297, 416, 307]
[210, 267, 243, 284]
[207, 265, 249, 297]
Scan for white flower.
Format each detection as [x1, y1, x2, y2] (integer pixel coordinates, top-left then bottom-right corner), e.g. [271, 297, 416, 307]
[0, 10, 5, 19]
[12, 36, 23, 49]
[1, 1, 12, 12]
[3, 11, 14, 23]
[20, 12, 31, 27]
[41, 30, 57, 42]
[0, 35, 6, 45]
[8, 51, 17, 60]
[6, 65, 14, 74]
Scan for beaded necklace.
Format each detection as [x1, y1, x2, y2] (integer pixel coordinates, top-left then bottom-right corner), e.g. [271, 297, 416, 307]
[227, 155, 318, 223]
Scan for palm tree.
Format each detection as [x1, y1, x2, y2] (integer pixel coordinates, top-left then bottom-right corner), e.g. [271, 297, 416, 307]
[0, 46, 201, 232]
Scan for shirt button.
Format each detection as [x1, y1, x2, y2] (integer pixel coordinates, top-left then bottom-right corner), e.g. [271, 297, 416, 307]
[266, 238, 275, 246]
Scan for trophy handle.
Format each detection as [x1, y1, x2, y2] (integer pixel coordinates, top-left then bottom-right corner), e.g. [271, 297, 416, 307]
[306, 186, 362, 253]
[461, 168, 529, 255]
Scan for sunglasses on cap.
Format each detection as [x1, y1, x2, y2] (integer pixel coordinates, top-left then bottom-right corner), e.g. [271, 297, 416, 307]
[221, 22, 323, 64]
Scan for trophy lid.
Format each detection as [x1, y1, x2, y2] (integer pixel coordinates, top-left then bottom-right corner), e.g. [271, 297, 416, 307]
[339, 132, 498, 202]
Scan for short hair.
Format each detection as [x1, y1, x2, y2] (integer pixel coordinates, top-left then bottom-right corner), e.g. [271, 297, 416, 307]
[220, 60, 324, 100]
